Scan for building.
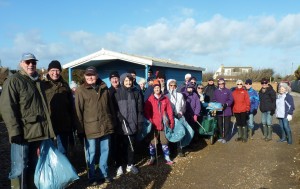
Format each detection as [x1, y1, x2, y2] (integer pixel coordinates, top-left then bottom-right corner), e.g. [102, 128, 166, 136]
[213, 64, 252, 81]
[62, 48, 205, 86]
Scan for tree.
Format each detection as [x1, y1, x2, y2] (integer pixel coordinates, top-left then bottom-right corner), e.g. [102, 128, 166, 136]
[61, 69, 85, 84]
[294, 66, 300, 80]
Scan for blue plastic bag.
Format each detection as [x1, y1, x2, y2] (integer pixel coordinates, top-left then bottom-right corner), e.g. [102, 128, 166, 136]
[178, 117, 194, 147]
[136, 118, 152, 141]
[34, 139, 79, 189]
[164, 118, 186, 143]
[206, 102, 223, 111]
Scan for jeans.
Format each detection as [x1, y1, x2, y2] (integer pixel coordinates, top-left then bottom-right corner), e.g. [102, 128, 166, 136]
[9, 141, 41, 187]
[261, 111, 273, 126]
[278, 118, 292, 143]
[85, 135, 110, 180]
[247, 113, 255, 129]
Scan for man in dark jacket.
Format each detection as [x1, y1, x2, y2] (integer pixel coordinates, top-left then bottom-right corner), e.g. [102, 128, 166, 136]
[259, 78, 276, 141]
[44, 60, 76, 156]
[0, 53, 55, 188]
[144, 71, 168, 102]
[204, 77, 217, 102]
[75, 66, 114, 185]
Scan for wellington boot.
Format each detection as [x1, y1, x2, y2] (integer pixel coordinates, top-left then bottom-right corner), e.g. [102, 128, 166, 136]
[242, 127, 248, 143]
[262, 125, 267, 140]
[248, 128, 253, 140]
[235, 126, 243, 142]
[265, 126, 272, 141]
[287, 131, 293, 144]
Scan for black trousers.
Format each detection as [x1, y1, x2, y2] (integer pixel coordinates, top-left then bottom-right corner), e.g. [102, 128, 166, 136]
[217, 116, 231, 140]
[115, 134, 136, 166]
[234, 112, 248, 126]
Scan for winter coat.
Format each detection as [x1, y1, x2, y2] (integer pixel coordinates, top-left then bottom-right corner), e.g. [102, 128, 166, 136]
[0, 70, 55, 142]
[275, 93, 295, 118]
[166, 79, 186, 116]
[114, 85, 143, 135]
[246, 87, 260, 113]
[259, 84, 276, 113]
[44, 75, 75, 135]
[203, 84, 217, 102]
[75, 79, 114, 139]
[213, 87, 233, 116]
[144, 94, 174, 131]
[232, 88, 250, 113]
[182, 90, 201, 122]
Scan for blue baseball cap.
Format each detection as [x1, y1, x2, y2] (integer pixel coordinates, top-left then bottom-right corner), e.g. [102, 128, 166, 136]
[21, 53, 38, 61]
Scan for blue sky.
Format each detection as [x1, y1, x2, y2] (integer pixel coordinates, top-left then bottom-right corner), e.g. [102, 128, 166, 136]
[1, 0, 300, 75]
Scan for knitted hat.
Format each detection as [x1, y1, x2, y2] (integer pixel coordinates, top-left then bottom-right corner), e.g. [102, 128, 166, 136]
[245, 79, 252, 85]
[127, 69, 136, 75]
[153, 79, 161, 87]
[261, 78, 268, 84]
[48, 60, 62, 71]
[218, 78, 225, 83]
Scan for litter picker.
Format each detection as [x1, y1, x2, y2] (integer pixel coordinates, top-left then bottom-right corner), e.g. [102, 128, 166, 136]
[123, 120, 134, 152]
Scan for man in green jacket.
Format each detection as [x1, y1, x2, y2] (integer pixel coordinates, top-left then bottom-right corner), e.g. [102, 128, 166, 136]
[44, 60, 76, 156]
[0, 53, 55, 189]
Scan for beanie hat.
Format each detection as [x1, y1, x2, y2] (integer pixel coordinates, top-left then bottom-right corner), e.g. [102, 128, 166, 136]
[261, 78, 268, 84]
[245, 79, 252, 85]
[109, 71, 120, 79]
[156, 71, 166, 79]
[153, 79, 161, 88]
[208, 77, 214, 81]
[218, 78, 225, 83]
[147, 76, 155, 82]
[127, 69, 136, 75]
[48, 60, 62, 71]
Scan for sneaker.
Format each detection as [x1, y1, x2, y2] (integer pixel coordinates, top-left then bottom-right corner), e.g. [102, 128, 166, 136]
[104, 177, 113, 183]
[221, 139, 227, 144]
[116, 166, 124, 177]
[217, 139, 223, 142]
[88, 179, 98, 186]
[166, 160, 174, 165]
[126, 164, 139, 174]
[277, 139, 287, 142]
[147, 156, 155, 165]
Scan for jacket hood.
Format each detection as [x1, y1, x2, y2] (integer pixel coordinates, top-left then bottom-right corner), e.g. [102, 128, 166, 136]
[166, 79, 176, 91]
[120, 73, 133, 86]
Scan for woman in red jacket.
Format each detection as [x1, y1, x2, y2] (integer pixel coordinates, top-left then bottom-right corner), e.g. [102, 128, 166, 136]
[144, 79, 175, 165]
[232, 80, 250, 142]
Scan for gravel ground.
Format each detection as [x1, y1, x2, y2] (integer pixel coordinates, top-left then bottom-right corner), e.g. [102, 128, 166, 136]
[1, 93, 300, 189]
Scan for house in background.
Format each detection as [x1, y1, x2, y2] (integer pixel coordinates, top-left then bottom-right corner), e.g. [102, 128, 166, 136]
[62, 48, 206, 86]
[213, 64, 252, 81]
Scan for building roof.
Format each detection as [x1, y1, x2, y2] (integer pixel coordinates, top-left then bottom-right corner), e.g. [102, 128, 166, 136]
[62, 48, 205, 71]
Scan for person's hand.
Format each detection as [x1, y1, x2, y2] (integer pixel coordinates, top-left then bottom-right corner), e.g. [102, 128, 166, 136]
[170, 122, 175, 130]
[193, 115, 198, 122]
[287, 114, 292, 121]
[11, 135, 24, 145]
[138, 122, 143, 133]
[177, 113, 182, 119]
[222, 103, 227, 110]
[270, 110, 275, 116]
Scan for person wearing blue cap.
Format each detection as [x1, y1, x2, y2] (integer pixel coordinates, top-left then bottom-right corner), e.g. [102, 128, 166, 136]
[0, 53, 55, 188]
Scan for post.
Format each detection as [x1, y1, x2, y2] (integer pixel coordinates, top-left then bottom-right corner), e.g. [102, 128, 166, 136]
[68, 67, 72, 84]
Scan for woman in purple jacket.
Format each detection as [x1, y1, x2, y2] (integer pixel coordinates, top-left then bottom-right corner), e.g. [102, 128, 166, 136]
[213, 78, 233, 144]
[183, 82, 201, 145]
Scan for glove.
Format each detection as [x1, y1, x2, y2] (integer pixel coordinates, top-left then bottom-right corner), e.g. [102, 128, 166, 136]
[170, 122, 174, 130]
[193, 115, 198, 122]
[270, 110, 275, 116]
[138, 122, 143, 133]
[11, 135, 24, 145]
[252, 109, 257, 116]
[287, 114, 292, 121]
[222, 103, 227, 110]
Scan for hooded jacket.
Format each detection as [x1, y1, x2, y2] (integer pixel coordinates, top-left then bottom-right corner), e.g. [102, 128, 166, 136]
[144, 94, 174, 131]
[75, 79, 114, 139]
[166, 79, 186, 116]
[232, 87, 250, 113]
[247, 87, 260, 113]
[259, 84, 276, 113]
[0, 70, 55, 142]
[203, 83, 217, 102]
[114, 73, 144, 135]
[182, 86, 201, 122]
[275, 92, 295, 118]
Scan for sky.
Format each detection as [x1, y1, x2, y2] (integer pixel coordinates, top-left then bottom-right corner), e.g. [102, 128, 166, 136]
[0, 0, 300, 76]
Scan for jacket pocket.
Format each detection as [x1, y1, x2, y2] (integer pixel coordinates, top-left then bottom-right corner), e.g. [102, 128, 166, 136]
[84, 118, 100, 135]
[22, 115, 43, 140]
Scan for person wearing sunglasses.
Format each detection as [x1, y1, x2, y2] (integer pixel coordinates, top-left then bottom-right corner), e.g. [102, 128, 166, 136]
[232, 80, 250, 142]
[0, 53, 55, 188]
[213, 78, 233, 144]
[244, 79, 259, 139]
[203, 77, 217, 103]
[259, 78, 276, 141]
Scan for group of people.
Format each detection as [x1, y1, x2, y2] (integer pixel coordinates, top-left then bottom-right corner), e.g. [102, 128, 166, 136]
[0, 52, 296, 188]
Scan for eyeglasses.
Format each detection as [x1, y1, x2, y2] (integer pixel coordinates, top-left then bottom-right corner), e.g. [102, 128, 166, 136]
[24, 60, 37, 65]
[245, 83, 251, 85]
[261, 82, 268, 85]
[197, 87, 204, 89]
[191, 82, 196, 84]
[237, 83, 243, 85]
[169, 85, 176, 87]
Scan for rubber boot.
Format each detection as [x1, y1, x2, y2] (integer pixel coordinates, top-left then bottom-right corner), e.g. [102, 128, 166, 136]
[177, 146, 185, 157]
[262, 125, 267, 140]
[248, 128, 253, 140]
[242, 127, 248, 143]
[11, 178, 21, 189]
[265, 126, 272, 141]
[287, 131, 293, 145]
[235, 126, 242, 142]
